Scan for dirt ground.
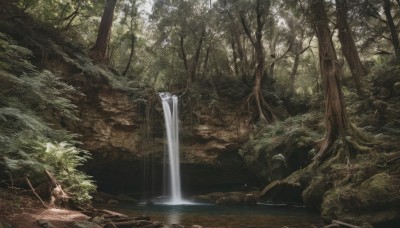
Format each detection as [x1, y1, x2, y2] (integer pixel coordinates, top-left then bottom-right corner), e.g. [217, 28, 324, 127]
[0, 188, 89, 228]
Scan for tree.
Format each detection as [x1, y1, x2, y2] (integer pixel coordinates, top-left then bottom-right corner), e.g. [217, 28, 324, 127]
[283, 6, 313, 96]
[336, 0, 367, 96]
[215, 0, 252, 82]
[89, 0, 117, 63]
[121, 0, 138, 76]
[59, 0, 83, 32]
[151, 0, 208, 92]
[310, 0, 366, 162]
[239, 0, 278, 123]
[382, 0, 400, 61]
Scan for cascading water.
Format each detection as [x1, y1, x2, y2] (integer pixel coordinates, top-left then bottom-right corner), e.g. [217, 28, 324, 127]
[160, 92, 183, 204]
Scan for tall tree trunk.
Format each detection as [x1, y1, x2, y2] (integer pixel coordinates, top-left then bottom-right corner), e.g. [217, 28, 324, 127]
[227, 10, 248, 82]
[310, 0, 351, 161]
[231, 39, 239, 77]
[190, 30, 205, 84]
[336, 0, 366, 96]
[180, 30, 205, 92]
[202, 45, 210, 78]
[240, 0, 276, 123]
[179, 35, 189, 71]
[123, 33, 135, 76]
[268, 36, 278, 79]
[289, 53, 300, 95]
[89, 0, 117, 63]
[383, 0, 400, 61]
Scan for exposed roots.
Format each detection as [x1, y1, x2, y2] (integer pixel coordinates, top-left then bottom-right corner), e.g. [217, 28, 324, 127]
[313, 124, 373, 165]
[240, 89, 280, 124]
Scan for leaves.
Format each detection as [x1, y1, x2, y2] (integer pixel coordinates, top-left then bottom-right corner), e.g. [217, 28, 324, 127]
[0, 31, 94, 205]
[4, 139, 96, 204]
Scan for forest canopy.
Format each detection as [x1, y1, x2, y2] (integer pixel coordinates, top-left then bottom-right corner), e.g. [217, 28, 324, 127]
[15, 0, 399, 98]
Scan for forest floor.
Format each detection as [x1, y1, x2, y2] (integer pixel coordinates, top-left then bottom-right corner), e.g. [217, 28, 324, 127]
[0, 188, 90, 228]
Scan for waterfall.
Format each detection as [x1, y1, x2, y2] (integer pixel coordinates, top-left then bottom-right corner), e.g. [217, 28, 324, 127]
[160, 92, 183, 204]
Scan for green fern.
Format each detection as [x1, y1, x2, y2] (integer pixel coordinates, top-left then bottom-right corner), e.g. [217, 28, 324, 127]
[4, 139, 96, 204]
[0, 32, 95, 205]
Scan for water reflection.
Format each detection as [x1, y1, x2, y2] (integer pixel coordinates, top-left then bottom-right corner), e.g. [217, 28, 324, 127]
[102, 204, 323, 227]
[167, 212, 181, 225]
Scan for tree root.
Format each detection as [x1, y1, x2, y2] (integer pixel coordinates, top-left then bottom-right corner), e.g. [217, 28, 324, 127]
[345, 136, 370, 152]
[240, 90, 280, 123]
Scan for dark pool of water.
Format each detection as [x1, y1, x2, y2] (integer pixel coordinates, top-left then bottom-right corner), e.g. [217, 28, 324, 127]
[101, 203, 323, 227]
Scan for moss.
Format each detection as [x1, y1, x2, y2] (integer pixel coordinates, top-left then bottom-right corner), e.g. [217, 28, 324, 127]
[321, 173, 400, 225]
[302, 175, 332, 211]
[239, 111, 324, 182]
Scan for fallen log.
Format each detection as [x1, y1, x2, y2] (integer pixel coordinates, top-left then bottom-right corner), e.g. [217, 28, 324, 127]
[99, 209, 129, 218]
[331, 219, 361, 228]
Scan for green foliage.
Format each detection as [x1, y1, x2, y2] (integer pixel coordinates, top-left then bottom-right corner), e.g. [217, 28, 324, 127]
[0, 32, 95, 205]
[4, 139, 95, 204]
[239, 112, 324, 182]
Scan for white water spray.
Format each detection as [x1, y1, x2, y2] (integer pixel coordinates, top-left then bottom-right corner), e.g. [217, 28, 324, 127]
[160, 92, 183, 204]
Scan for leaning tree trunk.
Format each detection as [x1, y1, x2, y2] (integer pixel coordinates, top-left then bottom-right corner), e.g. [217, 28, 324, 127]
[311, 0, 356, 162]
[89, 0, 117, 63]
[336, 0, 366, 96]
[383, 0, 400, 62]
[123, 32, 135, 76]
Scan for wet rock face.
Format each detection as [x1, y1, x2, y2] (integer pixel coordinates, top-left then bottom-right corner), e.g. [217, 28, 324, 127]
[41, 48, 257, 195]
[78, 89, 143, 158]
[55, 76, 256, 195]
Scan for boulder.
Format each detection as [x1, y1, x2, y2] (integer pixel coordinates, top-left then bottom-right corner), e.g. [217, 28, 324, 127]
[321, 172, 400, 225]
[107, 199, 118, 204]
[193, 192, 225, 204]
[115, 194, 138, 204]
[215, 192, 246, 205]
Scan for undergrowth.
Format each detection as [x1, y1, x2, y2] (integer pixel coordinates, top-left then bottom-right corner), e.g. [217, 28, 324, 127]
[0, 32, 95, 205]
[239, 112, 324, 183]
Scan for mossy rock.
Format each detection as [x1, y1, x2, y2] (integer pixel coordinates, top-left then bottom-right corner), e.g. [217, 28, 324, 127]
[193, 192, 225, 204]
[302, 175, 332, 211]
[321, 172, 400, 225]
[215, 194, 244, 205]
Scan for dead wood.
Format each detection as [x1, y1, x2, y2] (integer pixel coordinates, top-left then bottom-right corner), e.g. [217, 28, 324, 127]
[332, 219, 361, 228]
[24, 177, 48, 209]
[44, 169, 70, 207]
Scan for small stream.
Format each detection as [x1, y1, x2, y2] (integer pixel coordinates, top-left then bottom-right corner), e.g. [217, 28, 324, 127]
[101, 203, 323, 227]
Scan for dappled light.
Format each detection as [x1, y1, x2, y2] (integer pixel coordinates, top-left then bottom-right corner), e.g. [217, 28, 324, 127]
[1, 0, 400, 227]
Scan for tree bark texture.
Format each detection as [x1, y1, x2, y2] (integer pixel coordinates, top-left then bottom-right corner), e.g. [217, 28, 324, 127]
[383, 0, 400, 61]
[240, 0, 276, 123]
[336, 0, 366, 96]
[90, 0, 117, 63]
[310, 0, 350, 161]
